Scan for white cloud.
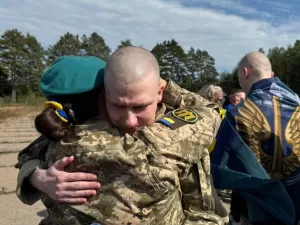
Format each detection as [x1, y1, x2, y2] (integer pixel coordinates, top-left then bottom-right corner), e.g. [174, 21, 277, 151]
[0, 0, 299, 72]
[181, 0, 261, 16]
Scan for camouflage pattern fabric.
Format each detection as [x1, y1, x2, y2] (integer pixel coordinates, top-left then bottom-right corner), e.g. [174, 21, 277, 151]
[15, 135, 49, 170]
[16, 80, 227, 225]
[15, 135, 49, 205]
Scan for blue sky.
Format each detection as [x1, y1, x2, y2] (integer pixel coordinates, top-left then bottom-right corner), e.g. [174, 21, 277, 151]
[0, 0, 299, 72]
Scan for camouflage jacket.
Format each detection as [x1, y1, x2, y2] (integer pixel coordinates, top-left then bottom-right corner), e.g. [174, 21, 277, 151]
[16, 80, 227, 225]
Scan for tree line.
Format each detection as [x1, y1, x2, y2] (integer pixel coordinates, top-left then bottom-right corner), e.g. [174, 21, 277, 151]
[0, 28, 299, 103]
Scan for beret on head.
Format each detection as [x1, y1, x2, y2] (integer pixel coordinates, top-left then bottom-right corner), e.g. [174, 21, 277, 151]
[40, 56, 106, 97]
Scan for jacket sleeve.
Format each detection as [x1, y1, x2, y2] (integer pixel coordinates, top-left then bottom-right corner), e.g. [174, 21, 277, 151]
[162, 79, 219, 110]
[180, 153, 228, 225]
[15, 136, 49, 205]
[177, 107, 227, 225]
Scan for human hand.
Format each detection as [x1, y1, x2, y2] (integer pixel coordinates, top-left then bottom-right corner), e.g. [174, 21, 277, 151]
[29, 156, 100, 204]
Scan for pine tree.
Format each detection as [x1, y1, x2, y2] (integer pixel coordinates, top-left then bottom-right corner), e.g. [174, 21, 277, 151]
[82, 32, 111, 61]
[117, 39, 133, 50]
[151, 39, 189, 84]
[23, 33, 45, 93]
[48, 32, 82, 61]
[0, 29, 29, 102]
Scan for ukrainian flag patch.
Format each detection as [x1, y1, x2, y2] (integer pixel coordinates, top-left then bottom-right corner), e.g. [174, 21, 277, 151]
[158, 108, 200, 129]
[159, 117, 175, 126]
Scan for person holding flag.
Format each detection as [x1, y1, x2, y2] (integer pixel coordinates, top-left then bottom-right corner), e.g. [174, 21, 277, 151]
[211, 52, 299, 225]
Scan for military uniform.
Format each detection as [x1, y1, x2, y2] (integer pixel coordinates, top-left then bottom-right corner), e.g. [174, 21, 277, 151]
[16, 80, 228, 225]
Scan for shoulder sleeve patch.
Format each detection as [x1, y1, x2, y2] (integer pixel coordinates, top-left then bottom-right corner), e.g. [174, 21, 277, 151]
[158, 108, 199, 129]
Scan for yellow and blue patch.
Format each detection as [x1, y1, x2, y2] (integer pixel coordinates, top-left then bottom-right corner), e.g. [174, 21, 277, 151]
[159, 117, 175, 126]
[158, 108, 199, 129]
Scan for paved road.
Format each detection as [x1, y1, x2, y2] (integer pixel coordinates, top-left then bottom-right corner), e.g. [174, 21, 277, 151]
[0, 116, 46, 225]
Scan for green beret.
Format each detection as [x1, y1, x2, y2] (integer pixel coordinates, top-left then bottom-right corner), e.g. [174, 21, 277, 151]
[40, 56, 106, 97]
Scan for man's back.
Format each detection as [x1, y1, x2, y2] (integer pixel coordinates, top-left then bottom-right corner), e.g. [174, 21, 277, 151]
[230, 77, 300, 223]
[231, 77, 300, 179]
[43, 120, 184, 225]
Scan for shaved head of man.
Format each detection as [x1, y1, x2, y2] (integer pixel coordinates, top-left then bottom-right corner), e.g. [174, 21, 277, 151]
[104, 46, 163, 133]
[238, 52, 274, 94]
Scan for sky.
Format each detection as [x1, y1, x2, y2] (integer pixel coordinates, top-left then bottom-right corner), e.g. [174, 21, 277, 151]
[0, 0, 300, 72]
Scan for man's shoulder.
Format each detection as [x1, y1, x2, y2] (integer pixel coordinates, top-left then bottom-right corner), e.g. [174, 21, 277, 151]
[157, 107, 220, 130]
[151, 107, 221, 145]
[61, 121, 122, 146]
[144, 107, 220, 163]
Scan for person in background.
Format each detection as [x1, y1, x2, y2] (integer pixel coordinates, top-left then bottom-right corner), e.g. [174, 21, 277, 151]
[198, 84, 226, 120]
[230, 51, 299, 224]
[211, 51, 298, 225]
[223, 90, 246, 111]
[198, 84, 223, 106]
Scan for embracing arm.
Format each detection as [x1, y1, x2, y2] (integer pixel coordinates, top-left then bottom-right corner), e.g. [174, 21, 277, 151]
[15, 136, 49, 205]
[16, 136, 100, 205]
[161, 79, 219, 110]
[178, 108, 227, 224]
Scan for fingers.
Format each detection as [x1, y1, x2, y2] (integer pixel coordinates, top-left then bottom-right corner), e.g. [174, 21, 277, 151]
[53, 156, 75, 170]
[64, 181, 101, 191]
[64, 172, 99, 182]
[56, 197, 87, 204]
[57, 189, 97, 199]
[54, 189, 98, 204]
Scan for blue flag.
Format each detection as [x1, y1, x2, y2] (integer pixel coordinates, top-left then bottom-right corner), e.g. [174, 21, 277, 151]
[210, 114, 295, 225]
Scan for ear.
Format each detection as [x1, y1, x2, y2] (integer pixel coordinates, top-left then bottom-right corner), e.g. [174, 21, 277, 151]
[160, 78, 167, 90]
[243, 67, 249, 78]
[271, 71, 274, 77]
[157, 86, 163, 103]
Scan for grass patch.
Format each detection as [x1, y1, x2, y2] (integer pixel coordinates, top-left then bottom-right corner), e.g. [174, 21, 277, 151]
[0, 105, 43, 120]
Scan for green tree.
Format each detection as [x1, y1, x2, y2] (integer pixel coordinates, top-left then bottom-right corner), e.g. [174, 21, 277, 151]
[186, 48, 218, 89]
[267, 47, 286, 84]
[0, 29, 30, 102]
[23, 33, 45, 93]
[258, 47, 265, 54]
[117, 39, 133, 50]
[81, 32, 111, 61]
[152, 39, 189, 84]
[196, 50, 218, 85]
[48, 32, 81, 61]
[283, 41, 300, 93]
[0, 65, 10, 96]
[218, 68, 240, 94]
[0, 30, 45, 102]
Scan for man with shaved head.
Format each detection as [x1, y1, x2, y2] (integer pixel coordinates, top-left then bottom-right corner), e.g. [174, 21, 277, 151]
[17, 48, 228, 224]
[104, 47, 163, 133]
[238, 52, 274, 94]
[211, 51, 300, 224]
